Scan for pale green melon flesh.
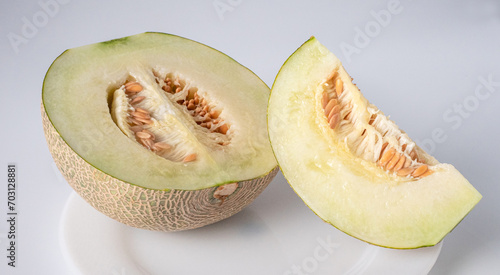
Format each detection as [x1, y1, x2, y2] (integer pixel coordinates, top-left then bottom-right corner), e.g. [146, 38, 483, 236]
[268, 37, 482, 249]
[43, 32, 276, 190]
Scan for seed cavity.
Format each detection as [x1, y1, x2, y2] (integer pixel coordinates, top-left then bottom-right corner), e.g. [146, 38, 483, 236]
[110, 69, 232, 164]
[116, 80, 183, 160]
[321, 70, 433, 179]
[152, 70, 231, 137]
[322, 75, 343, 130]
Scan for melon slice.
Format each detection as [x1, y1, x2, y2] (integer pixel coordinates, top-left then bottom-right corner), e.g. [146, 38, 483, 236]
[267, 37, 482, 249]
[42, 32, 278, 231]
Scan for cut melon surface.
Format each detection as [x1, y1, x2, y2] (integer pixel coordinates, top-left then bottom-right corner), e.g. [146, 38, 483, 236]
[267, 37, 482, 249]
[42, 32, 278, 231]
[43, 32, 276, 191]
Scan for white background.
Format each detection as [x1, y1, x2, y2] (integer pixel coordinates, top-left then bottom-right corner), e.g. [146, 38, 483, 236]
[1, 0, 500, 274]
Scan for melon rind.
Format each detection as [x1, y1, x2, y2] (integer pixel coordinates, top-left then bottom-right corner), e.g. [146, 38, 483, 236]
[43, 105, 278, 230]
[268, 37, 482, 249]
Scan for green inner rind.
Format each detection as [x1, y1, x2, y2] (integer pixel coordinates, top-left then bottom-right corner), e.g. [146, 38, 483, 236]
[43, 32, 277, 190]
[268, 37, 482, 249]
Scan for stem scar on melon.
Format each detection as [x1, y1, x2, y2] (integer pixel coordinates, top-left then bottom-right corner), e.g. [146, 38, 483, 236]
[42, 32, 277, 231]
[267, 36, 482, 249]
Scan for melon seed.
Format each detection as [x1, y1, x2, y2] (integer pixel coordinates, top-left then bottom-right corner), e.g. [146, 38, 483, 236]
[324, 99, 337, 116]
[327, 105, 340, 121]
[136, 131, 151, 139]
[409, 150, 418, 161]
[183, 153, 197, 162]
[217, 124, 229, 134]
[142, 129, 155, 141]
[132, 111, 150, 120]
[130, 126, 143, 133]
[213, 182, 239, 205]
[329, 113, 340, 129]
[397, 167, 415, 177]
[412, 165, 428, 178]
[393, 156, 407, 171]
[209, 110, 220, 119]
[385, 152, 401, 171]
[152, 142, 171, 152]
[124, 82, 143, 93]
[128, 117, 144, 126]
[335, 78, 343, 96]
[420, 169, 434, 177]
[322, 92, 329, 108]
[379, 148, 396, 167]
[139, 137, 154, 149]
[135, 107, 149, 114]
[129, 96, 145, 105]
[134, 116, 153, 125]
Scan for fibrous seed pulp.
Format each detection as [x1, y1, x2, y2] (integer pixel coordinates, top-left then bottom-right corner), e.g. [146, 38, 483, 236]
[110, 68, 232, 163]
[321, 70, 433, 179]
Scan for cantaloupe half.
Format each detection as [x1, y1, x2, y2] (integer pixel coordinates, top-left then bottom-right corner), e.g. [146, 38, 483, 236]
[42, 32, 278, 231]
[268, 37, 482, 249]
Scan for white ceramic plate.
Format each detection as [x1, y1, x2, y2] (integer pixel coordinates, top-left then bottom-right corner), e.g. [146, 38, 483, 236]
[60, 191, 442, 275]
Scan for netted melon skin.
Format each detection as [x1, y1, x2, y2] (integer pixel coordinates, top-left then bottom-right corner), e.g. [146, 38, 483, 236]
[42, 103, 278, 231]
